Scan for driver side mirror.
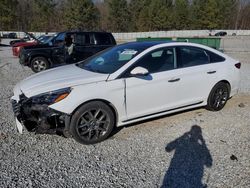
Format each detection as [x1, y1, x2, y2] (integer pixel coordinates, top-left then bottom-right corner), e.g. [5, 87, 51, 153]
[130, 66, 149, 76]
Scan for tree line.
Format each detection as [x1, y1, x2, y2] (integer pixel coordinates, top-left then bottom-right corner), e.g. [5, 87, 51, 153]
[1, 0, 250, 32]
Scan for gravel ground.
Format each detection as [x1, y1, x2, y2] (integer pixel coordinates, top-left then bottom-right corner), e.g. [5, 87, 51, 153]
[0, 46, 250, 188]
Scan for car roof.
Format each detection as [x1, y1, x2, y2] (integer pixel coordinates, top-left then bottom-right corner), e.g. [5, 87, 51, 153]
[58, 31, 112, 35]
[118, 41, 172, 49]
[113, 41, 228, 61]
[117, 41, 224, 54]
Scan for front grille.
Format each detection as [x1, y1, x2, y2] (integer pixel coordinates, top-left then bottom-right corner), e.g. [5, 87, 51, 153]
[11, 99, 21, 117]
[19, 93, 28, 101]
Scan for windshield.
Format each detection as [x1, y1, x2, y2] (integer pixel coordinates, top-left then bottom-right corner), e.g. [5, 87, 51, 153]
[38, 35, 54, 44]
[77, 44, 147, 74]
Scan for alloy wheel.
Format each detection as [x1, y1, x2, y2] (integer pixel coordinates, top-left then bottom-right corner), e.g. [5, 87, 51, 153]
[76, 108, 110, 141]
[212, 87, 228, 109]
[33, 60, 47, 72]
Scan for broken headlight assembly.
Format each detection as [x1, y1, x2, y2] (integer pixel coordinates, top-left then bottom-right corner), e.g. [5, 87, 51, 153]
[30, 87, 72, 105]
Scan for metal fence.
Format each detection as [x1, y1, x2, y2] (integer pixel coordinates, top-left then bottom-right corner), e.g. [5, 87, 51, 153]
[1, 30, 250, 52]
[1, 30, 250, 41]
[113, 30, 250, 41]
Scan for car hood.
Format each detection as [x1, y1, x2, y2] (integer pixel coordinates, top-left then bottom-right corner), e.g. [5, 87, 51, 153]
[19, 64, 109, 97]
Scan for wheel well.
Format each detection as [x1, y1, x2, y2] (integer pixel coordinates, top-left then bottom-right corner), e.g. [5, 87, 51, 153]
[71, 99, 118, 126]
[218, 80, 231, 94]
[207, 80, 231, 102]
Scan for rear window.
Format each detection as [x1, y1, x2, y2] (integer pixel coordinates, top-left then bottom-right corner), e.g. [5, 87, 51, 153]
[206, 50, 225, 63]
[94, 33, 112, 45]
[177, 47, 209, 68]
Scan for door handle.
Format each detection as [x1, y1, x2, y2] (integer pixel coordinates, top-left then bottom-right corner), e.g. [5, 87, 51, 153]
[207, 71, 216, 74]
[168, 78, 180, 83]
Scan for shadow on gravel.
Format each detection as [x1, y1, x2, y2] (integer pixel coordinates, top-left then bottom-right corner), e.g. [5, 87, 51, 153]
[109, 107, 204, 139]
[161, 125, 212, 188]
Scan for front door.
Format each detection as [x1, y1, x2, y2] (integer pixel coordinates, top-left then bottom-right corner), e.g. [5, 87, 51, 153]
[51, 46, 65, 65]
[51, 32, 66, 65]
[124, 47, 182, 120]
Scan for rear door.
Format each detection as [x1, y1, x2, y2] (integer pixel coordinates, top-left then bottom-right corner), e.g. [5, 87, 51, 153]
[174, 46, 216, 104]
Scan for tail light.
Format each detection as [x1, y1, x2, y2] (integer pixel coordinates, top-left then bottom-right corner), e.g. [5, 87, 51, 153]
[235, 62, 241, 69]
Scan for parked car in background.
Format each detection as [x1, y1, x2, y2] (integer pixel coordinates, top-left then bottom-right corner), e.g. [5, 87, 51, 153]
[215, 31, 227, 36]
[19, 31, 116, 72]
[2, 32, 17, 39]
[11, 42, 240, 144]
[9, 33, 18, 39]
[12, 34, 54, 57]
[13, 41, 36, 57]
[10, 33, 36, 46]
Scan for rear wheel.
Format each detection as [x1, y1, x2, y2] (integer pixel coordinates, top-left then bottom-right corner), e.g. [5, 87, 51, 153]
[207, 82, 230, 111]
[70, 101, 115, 145]
[31, 57, 49, 73]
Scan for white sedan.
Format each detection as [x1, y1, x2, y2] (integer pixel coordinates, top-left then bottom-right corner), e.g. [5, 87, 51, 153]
[11, 42, 241, 144]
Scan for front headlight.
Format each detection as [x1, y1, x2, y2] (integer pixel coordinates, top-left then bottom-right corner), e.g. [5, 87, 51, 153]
[31, 88, 72, 105]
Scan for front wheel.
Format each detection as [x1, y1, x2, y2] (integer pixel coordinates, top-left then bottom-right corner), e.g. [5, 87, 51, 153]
[207, 82, 230, 111]
[70, 101, 115, 145]
[31, 57, 49, 73]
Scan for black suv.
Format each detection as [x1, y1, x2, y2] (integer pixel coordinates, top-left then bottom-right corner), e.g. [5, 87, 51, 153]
[19, 31, 116, 72]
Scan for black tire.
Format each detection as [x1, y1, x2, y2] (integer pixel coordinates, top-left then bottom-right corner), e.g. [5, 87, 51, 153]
[207, 82, 230, 111]
[31, 57, 49, 73]
[70, 101, 115, 145]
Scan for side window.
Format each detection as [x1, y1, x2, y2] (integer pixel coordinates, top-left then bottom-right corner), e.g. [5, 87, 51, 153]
[152, 50, 163, 57]
[124, 48, 175, 76]
[94, 33, 112, 45]
[206, 50, 225, 63]
[74, 33, 90, 45]
[177, 47, 209, 68]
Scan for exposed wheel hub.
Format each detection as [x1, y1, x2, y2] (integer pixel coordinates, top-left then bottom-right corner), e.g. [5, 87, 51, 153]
[89, 120, 99, 129]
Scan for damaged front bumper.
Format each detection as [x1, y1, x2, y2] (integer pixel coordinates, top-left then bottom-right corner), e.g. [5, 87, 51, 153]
[11, 93, 71, 136]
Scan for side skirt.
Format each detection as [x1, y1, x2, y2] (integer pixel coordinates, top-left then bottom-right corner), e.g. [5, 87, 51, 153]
[118, 101, 204, 127]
